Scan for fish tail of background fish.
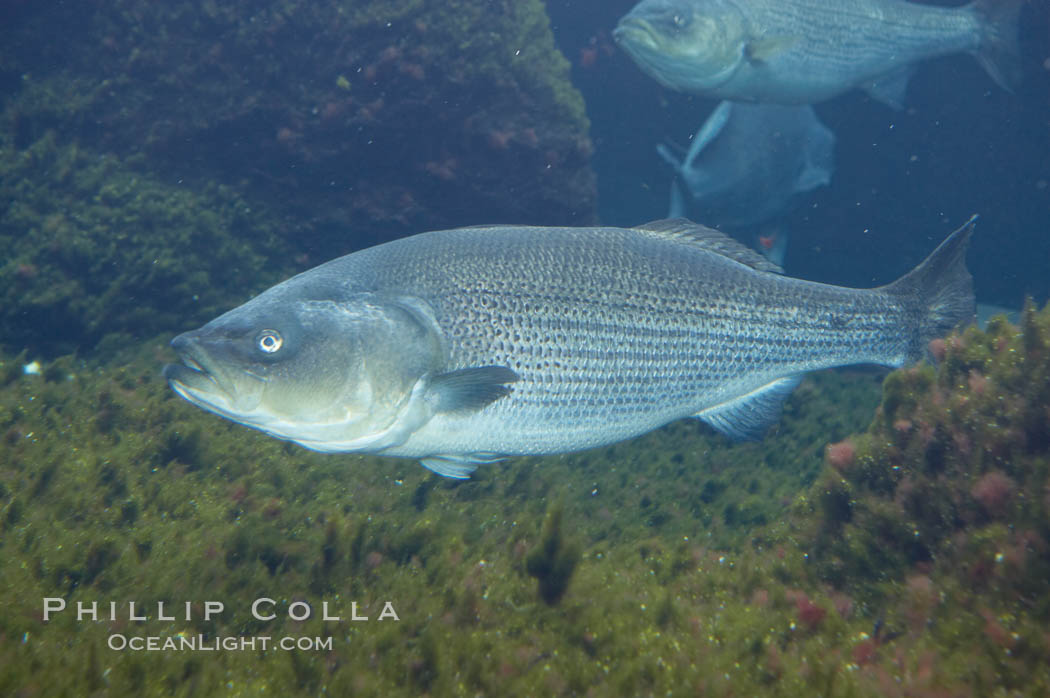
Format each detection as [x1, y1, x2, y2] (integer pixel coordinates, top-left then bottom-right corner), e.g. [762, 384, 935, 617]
[880, 215, 977, 362]
[972, 0, 1024, 91]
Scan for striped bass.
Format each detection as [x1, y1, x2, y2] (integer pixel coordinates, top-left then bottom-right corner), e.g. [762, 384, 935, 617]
[164, 218, 975, 478]
[614, 0, 1023, 106]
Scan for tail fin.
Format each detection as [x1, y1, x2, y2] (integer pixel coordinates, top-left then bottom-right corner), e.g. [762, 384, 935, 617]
[882, 216, 977, 361]
[971, 0, 1024, 92]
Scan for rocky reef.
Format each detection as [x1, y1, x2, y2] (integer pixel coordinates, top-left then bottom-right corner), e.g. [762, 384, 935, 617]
[813, 305, 1049, 588]
[1, 0, 596, 356]
[0, 133, 294, 356]
[2, 0, 594, 235]
[804, 303, 1050, 692]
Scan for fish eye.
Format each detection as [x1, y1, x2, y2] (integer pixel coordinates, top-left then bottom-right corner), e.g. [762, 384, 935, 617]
[256, 329, 283, 354]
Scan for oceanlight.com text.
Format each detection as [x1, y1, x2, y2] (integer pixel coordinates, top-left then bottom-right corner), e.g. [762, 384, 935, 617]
[107, 634, 333, 652]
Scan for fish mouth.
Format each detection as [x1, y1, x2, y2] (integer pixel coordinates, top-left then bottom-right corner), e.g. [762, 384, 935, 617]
[163, 357, 211, 391]
[613, 17, 658, 49]
[164, 332, 271, 422]
[163, 334, 231, 405]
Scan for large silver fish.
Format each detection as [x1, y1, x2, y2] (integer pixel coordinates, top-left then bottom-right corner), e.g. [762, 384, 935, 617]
[614, 0, 1023, 106]
[165, 218, 975, 478]
[658, 100, 834, 227]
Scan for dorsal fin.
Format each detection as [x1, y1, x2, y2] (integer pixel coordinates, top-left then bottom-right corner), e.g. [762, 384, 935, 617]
[633, 218, 784, 273]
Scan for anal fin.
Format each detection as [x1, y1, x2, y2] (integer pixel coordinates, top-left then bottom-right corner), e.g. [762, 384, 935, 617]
[695, 376, 802, 440]
[865, 67, 913, 109]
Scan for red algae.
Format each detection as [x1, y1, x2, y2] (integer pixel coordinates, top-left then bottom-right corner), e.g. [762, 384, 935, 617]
[788, 591, 826, 630]
[399, 62, 425, 80]
[946, 335, 967, 353]
[377, 45, 402, 64]
[967, 369, 987, 395]
[980, 608, 1016, 651]
[802, 305, 1050, 692]
[275, 126, 299, 147]
[579, 46, 598, 68]
[928, 337, 947, 362]
[825, 439, 856, 472]
[904, 574, 937, 631]
[487, 129, 512, 150]
[750, 588, 769, 607]
[971, 470, 1015, 518]
[831, 591, 853, 618]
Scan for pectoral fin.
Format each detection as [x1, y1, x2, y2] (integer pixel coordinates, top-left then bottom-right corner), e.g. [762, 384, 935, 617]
[695, 376, 802, 440]
[744, 36, 800, 64]
[656, 142, 683, 170]
[684, 101, 732, 166]
[429, 365, 519, 414]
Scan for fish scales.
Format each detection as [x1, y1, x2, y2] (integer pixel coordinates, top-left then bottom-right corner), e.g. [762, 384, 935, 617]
[165, 218, 974, 476]
[334, 225, 909, 452]
[756, 1, 975, 71]
[614, 0, 1021, 106]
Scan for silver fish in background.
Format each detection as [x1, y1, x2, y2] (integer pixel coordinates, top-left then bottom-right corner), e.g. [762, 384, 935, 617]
[657, 100, 835, 228]
[614, 0, 1023, 106]
[165, 218, 975, 478]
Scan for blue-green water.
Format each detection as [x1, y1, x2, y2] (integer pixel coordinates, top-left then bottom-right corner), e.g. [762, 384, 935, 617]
[0, 1, 1048, 695]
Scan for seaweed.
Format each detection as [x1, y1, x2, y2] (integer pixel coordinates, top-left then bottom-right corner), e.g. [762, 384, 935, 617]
[525, 499, 581, 604]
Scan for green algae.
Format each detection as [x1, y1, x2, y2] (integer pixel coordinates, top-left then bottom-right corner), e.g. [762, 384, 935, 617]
[340, 0, 585, 127]
[2, 0, 596, 243]
[0, 130, 296, 357]
[803, 305, 1050, 692]
[525, 499, 581, 604]
[811, 306, 1050, 589]
[0, 336, 896, 696]
[341, 0, 426, 30]
[0, 0, 597, 354]
[2, 290, 1049, 696]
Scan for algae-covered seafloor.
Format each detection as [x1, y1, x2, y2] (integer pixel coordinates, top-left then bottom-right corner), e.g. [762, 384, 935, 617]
[2, 306, 1049, 695]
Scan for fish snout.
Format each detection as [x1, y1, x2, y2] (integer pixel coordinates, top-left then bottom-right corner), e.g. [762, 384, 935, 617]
[164, 331, 217, 388]
[169, 331, 197, 356]
[613, 17, 645, 43]
[169, 331, 208, 370]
